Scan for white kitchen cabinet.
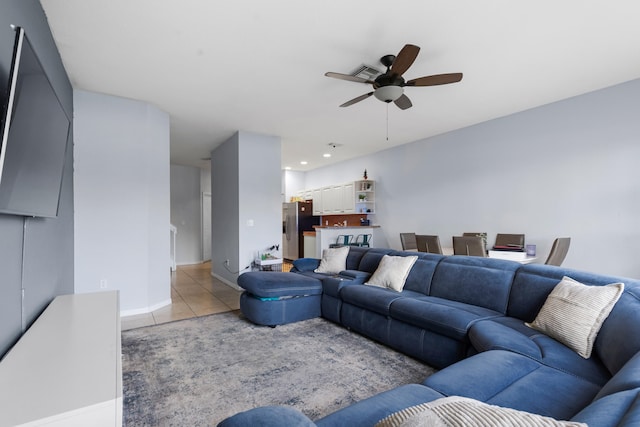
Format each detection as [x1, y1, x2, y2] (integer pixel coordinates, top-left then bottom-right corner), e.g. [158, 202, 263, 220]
[305, 180, 374, 215]
[330, 185, 344, 213]
[321, 186, 335, 214]
[311, 188, 323, 215]
[342, 182, 355, 213]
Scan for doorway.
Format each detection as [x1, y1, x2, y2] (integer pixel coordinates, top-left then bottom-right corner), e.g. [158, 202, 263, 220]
[201, 192, 211, 261]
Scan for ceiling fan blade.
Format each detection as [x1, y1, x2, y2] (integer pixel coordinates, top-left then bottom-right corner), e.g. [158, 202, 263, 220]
[394, 94, 412, 110]
[339, 92, 374, 107]
[390, 44, 420, 76]
[405, 73, 463, 87]
[325, 72, 374, 84]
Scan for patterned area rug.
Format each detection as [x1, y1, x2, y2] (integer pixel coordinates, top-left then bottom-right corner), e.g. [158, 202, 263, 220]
[122, 311, 435, 426]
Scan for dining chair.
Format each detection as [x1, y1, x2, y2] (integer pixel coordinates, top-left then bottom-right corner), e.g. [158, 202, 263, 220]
[329, 234, 353, 248]
[452, 236, 487, 257]
[494, 233, 525, 248]
[351, 234, 372, 247]
[545, 237, 571, 266]
[416, 235, 443, 254]
[400, 233, 418, 251]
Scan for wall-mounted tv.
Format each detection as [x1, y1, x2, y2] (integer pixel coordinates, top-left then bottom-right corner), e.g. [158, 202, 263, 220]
[0, 26, 70, 218]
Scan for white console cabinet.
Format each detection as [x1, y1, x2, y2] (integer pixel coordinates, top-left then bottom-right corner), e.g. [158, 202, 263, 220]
[0, 291, 122, 427]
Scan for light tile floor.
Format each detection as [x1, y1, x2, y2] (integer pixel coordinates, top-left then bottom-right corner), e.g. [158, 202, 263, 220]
[121, 261, 242, 331]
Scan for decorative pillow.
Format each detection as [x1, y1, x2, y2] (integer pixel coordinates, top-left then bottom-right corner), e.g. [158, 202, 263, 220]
[375, 396, 587, 427]
[314, 246, 350, 274]
[526, 276, 624, 358]
[365, 255, 418, 292]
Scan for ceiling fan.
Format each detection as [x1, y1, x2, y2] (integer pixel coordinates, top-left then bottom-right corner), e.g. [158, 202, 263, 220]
[325, 44, 463, 110]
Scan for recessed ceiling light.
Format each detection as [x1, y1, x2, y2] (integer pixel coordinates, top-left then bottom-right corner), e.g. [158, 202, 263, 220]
[284, 166, 292, 170]
[300, 161, 308, 165]
[323, 153, 331, 158]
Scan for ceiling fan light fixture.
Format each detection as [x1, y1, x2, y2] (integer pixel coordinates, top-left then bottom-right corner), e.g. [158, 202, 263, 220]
[374, 85, 403, 103]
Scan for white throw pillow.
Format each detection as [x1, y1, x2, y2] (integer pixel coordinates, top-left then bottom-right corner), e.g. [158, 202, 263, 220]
[375, 396, 587, 427]
[526, 276, 624, 358]
[365, 255, 418, 292]
[314, 246, 350, 274]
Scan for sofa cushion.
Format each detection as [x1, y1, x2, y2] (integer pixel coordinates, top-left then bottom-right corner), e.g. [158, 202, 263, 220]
[340, 285, 422, 317]
[593, 281, 640, 375]
[469, 317, 611, 386]
[356, 248, 395, 273]
[423, 350, 602, 421]
[389, 296, 502, 341]
[391, 252, 444, 295]
[345, 246, 370, 270]
[509, 264, 640, 375]
[237, 272, 322, 298]
[527, 276, 624, 359]
[218, 405, 316, 427]
[321, 275, 363, 299]
[595, 351, 640, 400]
[429, 256, 519, 313]
[292, 257, 321, 272]
[376, 396, 587, 427]
[571, 389, 640, 427]
[315, 384, 444, 427]
[365, 255, 418, 292]
[315, 246, 350, 274]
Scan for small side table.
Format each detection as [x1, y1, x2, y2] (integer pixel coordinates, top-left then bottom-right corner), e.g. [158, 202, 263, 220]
[257, 258, 283, 272]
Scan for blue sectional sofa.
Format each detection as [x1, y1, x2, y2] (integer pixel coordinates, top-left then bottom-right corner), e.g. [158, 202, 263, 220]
[221, 247, 640, 426]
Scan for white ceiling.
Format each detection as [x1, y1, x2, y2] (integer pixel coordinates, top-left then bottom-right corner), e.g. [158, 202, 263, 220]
[40, 0, 640, 171]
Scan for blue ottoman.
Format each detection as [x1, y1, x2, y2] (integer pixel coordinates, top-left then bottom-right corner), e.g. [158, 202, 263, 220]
[238, 272, 323, 326]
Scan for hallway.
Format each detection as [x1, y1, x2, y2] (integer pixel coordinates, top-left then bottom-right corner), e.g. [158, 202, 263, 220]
[121, 262, 242, 330]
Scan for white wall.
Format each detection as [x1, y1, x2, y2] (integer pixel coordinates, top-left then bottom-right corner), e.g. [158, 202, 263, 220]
[238, 132, 282, 269]
[305, 79, 640, 279]
[170, 164, 203, 265]
[283, 170, 305, 202]
[211, 131, 281, 288]
[74, 90, 171, 313]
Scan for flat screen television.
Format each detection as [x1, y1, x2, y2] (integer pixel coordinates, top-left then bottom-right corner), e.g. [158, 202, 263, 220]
[0, 26, 70, 218]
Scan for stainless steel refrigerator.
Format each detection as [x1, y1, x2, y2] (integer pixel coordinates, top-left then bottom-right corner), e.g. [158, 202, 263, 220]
[282, 201, 316, 260]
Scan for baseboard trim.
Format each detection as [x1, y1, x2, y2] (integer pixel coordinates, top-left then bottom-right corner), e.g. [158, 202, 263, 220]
[211, 272, 242, 291]
[120, 298, 172, 317]
[176, 259, 207, 266]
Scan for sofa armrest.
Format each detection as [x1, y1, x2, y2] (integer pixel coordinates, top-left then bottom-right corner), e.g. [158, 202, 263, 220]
[469, 319, 542, 359]
[338, 270, 371, 283]
[292, 258, 321, 272]
[217, 406, 316, 427]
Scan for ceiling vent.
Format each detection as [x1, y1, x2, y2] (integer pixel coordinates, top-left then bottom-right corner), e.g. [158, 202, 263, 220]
[350, 64, 382, 80]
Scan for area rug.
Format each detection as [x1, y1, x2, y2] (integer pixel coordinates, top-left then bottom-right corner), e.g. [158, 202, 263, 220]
[122, 311, 435, 426]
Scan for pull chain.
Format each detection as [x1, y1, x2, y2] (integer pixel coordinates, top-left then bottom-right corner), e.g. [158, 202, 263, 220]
[386, 103, 389, 141]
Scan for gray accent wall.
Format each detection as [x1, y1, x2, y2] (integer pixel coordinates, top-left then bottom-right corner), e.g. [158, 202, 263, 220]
[0, 0, 74, 357]
[211, 131, 281, 288]
[305, 79, 640, 279]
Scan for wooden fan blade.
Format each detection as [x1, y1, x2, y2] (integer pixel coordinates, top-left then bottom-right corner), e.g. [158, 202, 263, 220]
[339, 92, 374, 107]
[394, 94, 412, 110]
[405, 73, 463, 87]
[325, 72, 374, 84]
[390, 44, 420, 76]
